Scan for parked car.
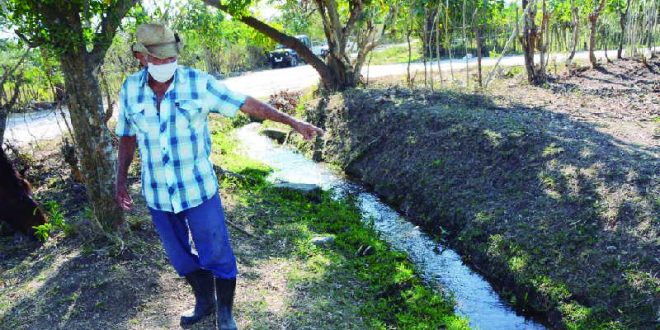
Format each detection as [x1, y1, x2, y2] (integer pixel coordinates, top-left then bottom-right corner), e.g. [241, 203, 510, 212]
[268, 35, 311, 69]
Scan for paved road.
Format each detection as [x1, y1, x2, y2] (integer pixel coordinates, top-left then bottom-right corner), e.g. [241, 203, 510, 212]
[222, 50, 608, 96]
[4, 50, 611, 145]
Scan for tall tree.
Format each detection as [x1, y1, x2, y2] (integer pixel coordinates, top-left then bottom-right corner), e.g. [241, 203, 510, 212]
[616, 0, 632, 58]
[203, 0, 398, 91]
[588, 0, 607, 67]
[566, 0, 580, 70]
[537, 0, 550, 76]
[3, 0, 138, 232]
[520, 0, 546, 84]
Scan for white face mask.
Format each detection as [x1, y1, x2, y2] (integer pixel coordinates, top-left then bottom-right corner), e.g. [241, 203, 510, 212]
[148, 60, 177, 82]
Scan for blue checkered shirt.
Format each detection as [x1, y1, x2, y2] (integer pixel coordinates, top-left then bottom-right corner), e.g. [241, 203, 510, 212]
[116, 66, 246, 213]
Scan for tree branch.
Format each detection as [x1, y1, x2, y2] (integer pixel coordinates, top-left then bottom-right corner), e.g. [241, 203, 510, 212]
[14, 30, 44, 48]
[342, 0, 365, 40]
[314, 0, 340, 53]
[203, 0, 336, 90]
[91, 0, 139, 63]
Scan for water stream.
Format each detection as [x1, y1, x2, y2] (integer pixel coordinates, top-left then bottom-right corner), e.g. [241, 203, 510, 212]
[236, 123, 545, 330]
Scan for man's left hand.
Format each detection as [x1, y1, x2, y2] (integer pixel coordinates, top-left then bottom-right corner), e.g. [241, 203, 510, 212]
[294, 121, 324, 141]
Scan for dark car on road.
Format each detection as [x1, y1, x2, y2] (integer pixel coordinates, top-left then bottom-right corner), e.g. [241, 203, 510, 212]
[268, 35, 312, 69]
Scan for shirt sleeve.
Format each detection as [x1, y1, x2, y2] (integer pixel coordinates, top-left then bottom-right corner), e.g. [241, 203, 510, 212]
[205, 74, 247, 118]
[115, 82, 136, 137]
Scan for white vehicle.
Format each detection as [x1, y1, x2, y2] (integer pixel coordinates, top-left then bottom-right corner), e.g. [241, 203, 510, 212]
[462, 53, 474, 60]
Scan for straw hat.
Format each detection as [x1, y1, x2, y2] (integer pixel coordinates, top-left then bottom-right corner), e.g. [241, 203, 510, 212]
[132, 23, 182, 59]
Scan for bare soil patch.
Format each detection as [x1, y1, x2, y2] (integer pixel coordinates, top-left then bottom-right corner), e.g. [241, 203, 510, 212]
[490, 57, 659, 147]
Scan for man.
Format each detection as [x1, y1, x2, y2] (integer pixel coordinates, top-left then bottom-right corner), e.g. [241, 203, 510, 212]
[115, 23, 323, 330]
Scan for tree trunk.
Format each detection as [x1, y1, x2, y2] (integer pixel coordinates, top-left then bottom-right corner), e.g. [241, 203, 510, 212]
[407, 20, 413, 87]
[514, 6, 519, 53]
[618, 0, 632, 59]
[99, 69, 114, 124]
[326, 55, 358, 89]
[445, 0, 455, 80]
[475, 22, 483, 88]
[0, 111, 7, 145]
[604, 28, 612, 62]
[538, 0, 550, 79]
[648, 1, 658, 57]
[435, 0, 444, 87]
[589, 0, 607, 68]
[566, 0, 579, 71]
[521, 0, 541, 84]
[424, 7, 430, 89]
[60, 52, 123, 230]
[462, 0, 469, 87]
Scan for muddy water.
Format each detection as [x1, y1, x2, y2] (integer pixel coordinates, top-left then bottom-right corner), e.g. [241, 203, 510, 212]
[236, 123, 545, 330]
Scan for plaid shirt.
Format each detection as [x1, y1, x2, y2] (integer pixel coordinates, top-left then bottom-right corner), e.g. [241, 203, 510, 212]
[116, 66, 246, 213]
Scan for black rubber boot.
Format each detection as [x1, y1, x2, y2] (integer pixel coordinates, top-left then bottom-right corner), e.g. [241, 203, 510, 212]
[215, 278, 238, 330]
[180, 269, 215, 327]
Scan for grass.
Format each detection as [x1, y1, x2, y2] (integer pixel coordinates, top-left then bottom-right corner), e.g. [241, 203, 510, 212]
[368, 42, 423, 65]
[210, 117, 469, 329]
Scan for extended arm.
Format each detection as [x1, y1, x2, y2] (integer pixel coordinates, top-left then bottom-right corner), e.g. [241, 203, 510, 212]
[239, 96, 324, 140]
[115, 135, 137, 210]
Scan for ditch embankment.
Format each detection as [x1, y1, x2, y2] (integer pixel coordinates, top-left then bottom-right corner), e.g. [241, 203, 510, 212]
[293, 58, 659, 329]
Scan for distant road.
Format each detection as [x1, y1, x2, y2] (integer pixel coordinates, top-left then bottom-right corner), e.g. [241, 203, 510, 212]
[4, 50, 611, 145]
[222, 50, 612, 96]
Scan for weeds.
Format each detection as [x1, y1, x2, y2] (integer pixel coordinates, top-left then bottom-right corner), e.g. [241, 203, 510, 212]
[32, 201, 72, 241]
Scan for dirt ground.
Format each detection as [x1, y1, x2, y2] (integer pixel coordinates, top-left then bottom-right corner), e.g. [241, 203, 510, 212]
[490, 57, 659, 147]
[298, 56, 658, 329]
[0, 140, 371, 329]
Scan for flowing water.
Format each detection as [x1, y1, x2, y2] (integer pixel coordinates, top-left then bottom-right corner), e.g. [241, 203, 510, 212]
[236, 123, 545, 330]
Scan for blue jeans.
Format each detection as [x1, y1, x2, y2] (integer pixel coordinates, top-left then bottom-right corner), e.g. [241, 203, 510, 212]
[148, 194, 237, 279]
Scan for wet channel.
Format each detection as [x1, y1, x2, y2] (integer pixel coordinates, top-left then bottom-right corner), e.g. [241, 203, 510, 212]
[236, 123, 545, 330]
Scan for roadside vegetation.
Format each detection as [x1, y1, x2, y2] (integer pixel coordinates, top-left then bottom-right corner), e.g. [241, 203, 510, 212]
[367, 42, 423, 65]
